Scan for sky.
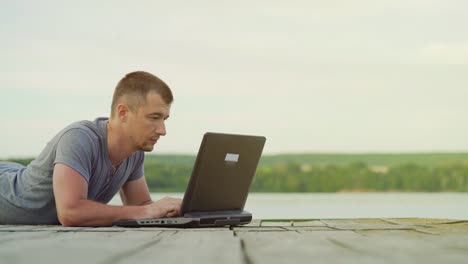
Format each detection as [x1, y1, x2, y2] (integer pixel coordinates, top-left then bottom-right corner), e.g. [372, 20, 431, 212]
[1, 0, 468, 158]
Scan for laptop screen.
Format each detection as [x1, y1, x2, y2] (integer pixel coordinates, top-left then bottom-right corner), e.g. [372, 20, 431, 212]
[180, 132, 266, 215]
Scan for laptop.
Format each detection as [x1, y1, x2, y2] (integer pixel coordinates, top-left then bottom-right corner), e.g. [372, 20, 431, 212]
[113, 132, 266, 228]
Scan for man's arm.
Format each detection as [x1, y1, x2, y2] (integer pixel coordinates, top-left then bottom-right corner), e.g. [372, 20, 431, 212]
[119, 177, 153, 206]
[53, 164, 182, 227]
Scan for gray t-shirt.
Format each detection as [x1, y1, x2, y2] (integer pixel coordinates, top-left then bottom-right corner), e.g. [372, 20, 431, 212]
[0, 117, 144, 224]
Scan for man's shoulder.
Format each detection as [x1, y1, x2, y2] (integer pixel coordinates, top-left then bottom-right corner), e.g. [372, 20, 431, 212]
[61, 117, 108, 140]
[52, 118, 109, 159]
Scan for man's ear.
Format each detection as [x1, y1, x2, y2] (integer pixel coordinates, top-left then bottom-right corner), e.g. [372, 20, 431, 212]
[116, 104, 130, 122]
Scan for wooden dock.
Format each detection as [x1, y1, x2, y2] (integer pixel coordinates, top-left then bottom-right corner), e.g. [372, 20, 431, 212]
[1, 218, 467, 263]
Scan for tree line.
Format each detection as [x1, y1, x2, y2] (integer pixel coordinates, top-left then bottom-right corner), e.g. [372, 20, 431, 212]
[4, 156, 468, 192]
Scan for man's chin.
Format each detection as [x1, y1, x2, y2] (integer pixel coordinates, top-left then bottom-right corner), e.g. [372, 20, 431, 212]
[141, 144, 155, 152]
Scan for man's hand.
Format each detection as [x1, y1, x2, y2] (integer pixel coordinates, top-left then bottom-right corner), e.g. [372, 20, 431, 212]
[144, 197, 183, 218]
[119, 178, 182, 218]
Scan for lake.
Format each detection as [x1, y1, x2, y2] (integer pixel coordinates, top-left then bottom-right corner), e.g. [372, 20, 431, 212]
[109, 192, 468, 220]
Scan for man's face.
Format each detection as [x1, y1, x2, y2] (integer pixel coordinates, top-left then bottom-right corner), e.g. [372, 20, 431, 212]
[126, 92, 170, 152]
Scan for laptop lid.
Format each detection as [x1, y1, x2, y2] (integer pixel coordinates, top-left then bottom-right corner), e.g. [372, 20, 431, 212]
[180, 132, 266, 215]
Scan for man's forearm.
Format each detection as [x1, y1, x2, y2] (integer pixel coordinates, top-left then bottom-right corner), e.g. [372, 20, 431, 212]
[57, 199, 157, 227]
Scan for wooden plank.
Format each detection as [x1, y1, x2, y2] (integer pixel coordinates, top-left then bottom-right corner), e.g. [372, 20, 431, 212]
[118, 230, 244, 264]
[2, 218, 468, 264]
[356, 229, 431, 238]
[381, 219, 468, 235]
[383, 218, 465, 225]
[117, 227, 232, 232]
[0, 229, 244, 264]
[322, 222, 468, 263]
[0, 225, 16, 229]
[260, 219, 327, 227]
[0, 231, 58, 246]
[30, 225, 88, 232]
[292, 220, 327, 227]
[336, 231, 468, 263]
[421, 222, 468, 235]
[420, 234, 468, 252]
[0, 225, 120, 232]
[284, 226, 335, 232]
[0, 225, 44, 232]
[237, 230, 380, 264]
[0, 230, 163, 264]
[238, 227, 468, 264]
[260, 221, 293, 227]
[321, 219, 416, 231]
[232, 226, 286, 232]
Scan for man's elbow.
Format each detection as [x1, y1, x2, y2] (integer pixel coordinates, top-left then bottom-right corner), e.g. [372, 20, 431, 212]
[58, 215, 78, 227]
[57, 214, 75, 227]
[57, 206, 83, 227]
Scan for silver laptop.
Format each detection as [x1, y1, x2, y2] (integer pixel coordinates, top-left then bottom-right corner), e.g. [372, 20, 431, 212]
[113, 132, 266, 228]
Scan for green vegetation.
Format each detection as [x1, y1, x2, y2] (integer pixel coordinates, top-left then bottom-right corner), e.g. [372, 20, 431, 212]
[251, 161, 468, 192]
[4, 153, 468, 192]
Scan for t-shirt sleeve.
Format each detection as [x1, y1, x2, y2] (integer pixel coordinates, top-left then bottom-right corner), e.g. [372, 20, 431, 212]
[54, 129, 95, 183]
[126, 151, 145, 182]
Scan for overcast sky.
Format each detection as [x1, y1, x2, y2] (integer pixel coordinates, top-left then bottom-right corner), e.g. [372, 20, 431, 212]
[1, 0, 468, 158]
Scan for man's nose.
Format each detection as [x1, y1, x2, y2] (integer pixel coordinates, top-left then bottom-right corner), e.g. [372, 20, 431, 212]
[156, 122, 167, 136]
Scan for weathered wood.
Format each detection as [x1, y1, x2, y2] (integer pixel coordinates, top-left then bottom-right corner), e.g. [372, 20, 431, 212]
[292, 220, 327, 227]
[0, 218, 467, 264]
[382, 218, 463, 225]
[118, 230, 244, 264]
[320, 218, 417, 230]
[232, 226, 286, 232]
[419, 221, 468, 235]
[335, 231, 468, 263]
[259, 221, 293, 227]
[0, 230, 164, 264]
[0, 225, 47, 231]
[236, 230, 378, 264]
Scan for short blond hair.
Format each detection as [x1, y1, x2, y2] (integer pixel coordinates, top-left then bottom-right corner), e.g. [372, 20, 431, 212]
[111, 71, 173, 117]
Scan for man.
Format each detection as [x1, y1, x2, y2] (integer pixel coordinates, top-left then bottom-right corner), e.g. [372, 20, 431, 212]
[0, 71, 182, 226]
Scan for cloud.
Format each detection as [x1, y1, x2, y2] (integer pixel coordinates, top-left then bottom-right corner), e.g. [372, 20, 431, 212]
[422, 43, 468, 64]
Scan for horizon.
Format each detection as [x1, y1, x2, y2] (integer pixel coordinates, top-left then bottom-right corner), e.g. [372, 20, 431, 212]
[4, 150, 468, 160]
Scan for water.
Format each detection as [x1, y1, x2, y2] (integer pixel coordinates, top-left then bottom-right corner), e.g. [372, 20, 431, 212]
[109, 192, 468, 220]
